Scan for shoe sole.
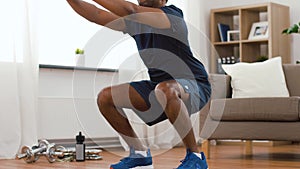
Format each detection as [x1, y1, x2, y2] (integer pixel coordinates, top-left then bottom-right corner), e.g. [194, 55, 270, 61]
[172, 167, 209, 169]
[110, 165, 154, 169]
[130, 165, 154, 169]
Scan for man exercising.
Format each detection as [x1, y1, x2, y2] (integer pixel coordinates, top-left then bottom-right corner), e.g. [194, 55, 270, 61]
[66, 0, 211, 168]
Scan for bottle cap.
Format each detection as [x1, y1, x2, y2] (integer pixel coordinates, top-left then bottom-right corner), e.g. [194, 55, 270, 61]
[76, 132, 85, 144]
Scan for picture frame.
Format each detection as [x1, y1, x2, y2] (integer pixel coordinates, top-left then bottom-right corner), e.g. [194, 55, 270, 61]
[248, 21, 269, 40]
[227, 30, 240, 42]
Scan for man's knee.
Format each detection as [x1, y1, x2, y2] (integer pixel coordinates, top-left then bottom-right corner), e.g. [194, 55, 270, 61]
[97, 87, 113, 108]
[155, 82, 179, 104]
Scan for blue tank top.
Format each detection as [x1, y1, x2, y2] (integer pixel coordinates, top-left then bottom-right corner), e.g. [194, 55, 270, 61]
[122, 5, 209, 84]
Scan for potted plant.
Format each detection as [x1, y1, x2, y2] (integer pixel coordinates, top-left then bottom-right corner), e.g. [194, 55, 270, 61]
[256, 55, 268, 62]
[282, 22, 300, 34]
[75, 48, 84, 55]
[75, 48, 85, 66]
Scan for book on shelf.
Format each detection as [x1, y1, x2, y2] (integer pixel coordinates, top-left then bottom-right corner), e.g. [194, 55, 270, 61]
[217, 23, 230, 42]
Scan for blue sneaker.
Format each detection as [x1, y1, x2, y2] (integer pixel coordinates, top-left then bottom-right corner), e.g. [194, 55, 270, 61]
[110, 148, 153, 169]
[176, 150, 208, 169]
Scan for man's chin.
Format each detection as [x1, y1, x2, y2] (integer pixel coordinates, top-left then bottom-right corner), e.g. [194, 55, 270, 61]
[139, 3, 153, 7]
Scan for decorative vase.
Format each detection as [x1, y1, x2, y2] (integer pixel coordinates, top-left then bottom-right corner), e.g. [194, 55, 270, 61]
[75, 54, 85, 67]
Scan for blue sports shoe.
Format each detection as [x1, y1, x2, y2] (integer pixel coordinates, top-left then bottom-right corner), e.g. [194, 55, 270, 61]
[176, 149, 208, 169]
[110, 148, 153, 169]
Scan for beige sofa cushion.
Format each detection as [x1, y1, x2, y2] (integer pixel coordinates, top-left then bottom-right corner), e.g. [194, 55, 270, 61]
[209, 97, 300, 121]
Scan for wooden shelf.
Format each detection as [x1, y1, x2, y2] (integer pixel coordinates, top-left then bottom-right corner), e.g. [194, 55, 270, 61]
[241, 39, 268, 43]
[213, 41, 240, 45]
[210, 2, 291, 73]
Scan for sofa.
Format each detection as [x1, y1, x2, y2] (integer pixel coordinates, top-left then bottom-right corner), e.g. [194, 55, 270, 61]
[199, 64, 300, 158]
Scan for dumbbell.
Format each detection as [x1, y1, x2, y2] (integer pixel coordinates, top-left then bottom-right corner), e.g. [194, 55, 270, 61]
[40, 147, 102, 162]
[17, 142, 103, 163]
[44, 145, 66, 163]
[45, 148, 103, 162]
[16, 140, 50, 163]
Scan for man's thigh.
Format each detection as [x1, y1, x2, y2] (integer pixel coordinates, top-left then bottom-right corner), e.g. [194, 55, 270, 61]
[109, 83, 149, 112]
[129, 80, 167, 126]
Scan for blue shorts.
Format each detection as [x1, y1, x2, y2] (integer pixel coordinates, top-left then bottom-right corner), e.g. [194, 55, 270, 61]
[130, 79, 211, 126]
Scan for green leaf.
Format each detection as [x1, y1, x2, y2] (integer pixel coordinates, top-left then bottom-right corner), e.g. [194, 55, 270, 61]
[282, 23, 300, 34]
[282, 29, 288, 34]
[75, 48, 84, 54]
[256, 56, 268, 62]
[291, 24, 299, 32]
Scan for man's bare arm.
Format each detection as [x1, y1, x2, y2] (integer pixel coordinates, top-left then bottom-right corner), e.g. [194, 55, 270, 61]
[92, 0, 170, 29]
[66, 0, 125, 31]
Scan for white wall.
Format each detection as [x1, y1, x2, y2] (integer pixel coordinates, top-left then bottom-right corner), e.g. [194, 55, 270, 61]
[38, 68, 119, 139]
[203, 0, 300, 63]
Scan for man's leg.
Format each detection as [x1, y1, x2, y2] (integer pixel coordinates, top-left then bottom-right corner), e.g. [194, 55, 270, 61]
[154, 80, 199, 153]
[97, 83, 149, 151]
[155, 80, 210, 168]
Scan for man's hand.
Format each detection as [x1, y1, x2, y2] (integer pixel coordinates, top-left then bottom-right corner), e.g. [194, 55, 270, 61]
[66, 0, 125, 31]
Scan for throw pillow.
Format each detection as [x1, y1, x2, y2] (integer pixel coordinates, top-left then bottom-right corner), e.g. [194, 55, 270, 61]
[221, 57, 290, 98]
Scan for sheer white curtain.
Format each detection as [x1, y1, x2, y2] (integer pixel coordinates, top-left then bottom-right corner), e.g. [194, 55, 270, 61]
[0, 0, 38, 159]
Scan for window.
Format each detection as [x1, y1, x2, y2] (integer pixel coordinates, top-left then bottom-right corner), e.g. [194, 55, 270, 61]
[37, 0, 101, 66]
[37, 0, 185, 68]
[37, 0, 142, 68]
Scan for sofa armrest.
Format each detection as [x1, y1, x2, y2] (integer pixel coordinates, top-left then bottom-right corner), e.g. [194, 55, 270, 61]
[209, 74, 232, 99]
[283, 64, 300, 96]
[200, 74, 231, 132]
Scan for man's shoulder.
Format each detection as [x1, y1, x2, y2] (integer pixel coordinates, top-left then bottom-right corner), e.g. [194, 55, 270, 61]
[161, 5, 183, 17]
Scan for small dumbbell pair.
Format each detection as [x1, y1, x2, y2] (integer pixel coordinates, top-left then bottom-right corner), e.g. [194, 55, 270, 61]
[16, 140, 65, 163]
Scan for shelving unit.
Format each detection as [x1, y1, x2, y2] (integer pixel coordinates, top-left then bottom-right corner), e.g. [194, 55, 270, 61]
[210, 3, 291, 73]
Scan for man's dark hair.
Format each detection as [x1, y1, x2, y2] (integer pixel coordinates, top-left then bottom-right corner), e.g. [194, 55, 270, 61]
[166, 0, 168, 3]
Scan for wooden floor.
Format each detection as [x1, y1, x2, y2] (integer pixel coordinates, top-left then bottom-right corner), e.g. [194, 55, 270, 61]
[1, 144, 300, 169]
